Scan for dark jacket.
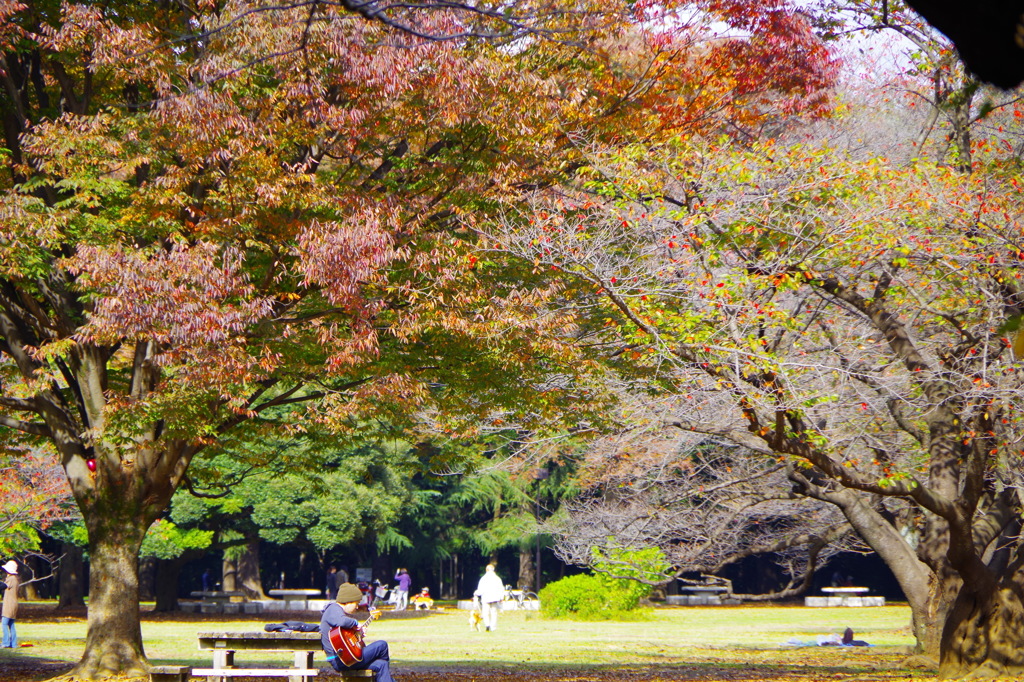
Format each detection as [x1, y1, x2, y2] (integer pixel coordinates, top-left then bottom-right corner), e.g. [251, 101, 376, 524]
[319, 602, 359, 658]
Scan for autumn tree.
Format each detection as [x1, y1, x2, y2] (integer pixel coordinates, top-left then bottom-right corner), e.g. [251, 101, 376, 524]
[487, 129, 1024, 675]
[0, 1, 595, 677]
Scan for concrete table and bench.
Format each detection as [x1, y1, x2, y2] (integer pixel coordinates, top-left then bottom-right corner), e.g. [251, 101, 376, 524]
[190, 591, 249, 614]
[666, 585, 730, 606]
[268, 588, 324, 612]
[804, 586, 885, 607]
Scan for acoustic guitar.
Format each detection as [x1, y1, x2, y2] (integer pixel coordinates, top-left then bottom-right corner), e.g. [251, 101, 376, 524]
[329, 609, 381, 666]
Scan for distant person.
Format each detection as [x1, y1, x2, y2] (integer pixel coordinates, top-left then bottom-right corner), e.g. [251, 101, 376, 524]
[320, 582, 396, 682]
[473, 564, 504, 632]
[357, 580, 373, 610]
[393, 568, 411, 610]
[337, 565, 349, 585]
[410, 587, 433, 610]
[326, 566, 339, 600]
[2, 560, 18, 648]
[202, 568, 212, 592]
[830, 571, 853, 587]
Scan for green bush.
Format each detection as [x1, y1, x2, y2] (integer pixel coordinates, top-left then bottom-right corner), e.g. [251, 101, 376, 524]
[538, 573, 650, 620]
[590, 545, 671, 604]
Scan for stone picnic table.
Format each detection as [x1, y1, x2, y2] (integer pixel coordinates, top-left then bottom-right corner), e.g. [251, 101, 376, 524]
[805, 586, 885, 607]
[190, 591, 247, 604]
[667, 584, 730, 606]
[268, 588, 323, 611]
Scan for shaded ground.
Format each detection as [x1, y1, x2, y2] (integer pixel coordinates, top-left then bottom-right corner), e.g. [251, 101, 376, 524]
[0, 660, 937, 682]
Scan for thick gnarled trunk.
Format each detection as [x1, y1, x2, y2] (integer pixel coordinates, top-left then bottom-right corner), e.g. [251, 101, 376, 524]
[940, 584, 1024, 679]
[71, 523, 149, 680]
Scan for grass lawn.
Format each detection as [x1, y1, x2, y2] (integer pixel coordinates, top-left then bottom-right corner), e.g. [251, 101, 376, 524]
[0, 602, 938, 681]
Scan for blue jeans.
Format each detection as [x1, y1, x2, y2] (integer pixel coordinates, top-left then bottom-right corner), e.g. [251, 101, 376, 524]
[1, 617, 15, 647]
[329, 639, 393, 682]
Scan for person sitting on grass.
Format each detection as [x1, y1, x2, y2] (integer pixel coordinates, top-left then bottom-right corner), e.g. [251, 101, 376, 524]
[409, 587, 434, 610]
[320, 583, 395, 682]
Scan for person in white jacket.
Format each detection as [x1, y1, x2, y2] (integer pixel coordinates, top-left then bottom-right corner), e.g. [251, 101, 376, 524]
[473, 564, 505, 632]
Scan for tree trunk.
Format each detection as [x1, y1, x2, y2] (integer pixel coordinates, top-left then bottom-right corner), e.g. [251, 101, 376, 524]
[222, 554, 238, 592]
[70, 523, 148, 679]
[923, 562, 961, 659]
[237, 534, 265, 600]
[21, 575, 38, 600]
[939, 583, 1024, 678]
[518, 547, 535, 590]
[153, 559, 183, 612]
[138, 557, 156, 601]
[795, 481, 937, 655]
[58, 541, 85, 608]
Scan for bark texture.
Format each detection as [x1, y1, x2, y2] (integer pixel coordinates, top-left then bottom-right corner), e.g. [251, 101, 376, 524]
[237, 535, 266, 600]
[940, 584, 1024, 678]
[58, 542, 85, 608]
[518, 548, 536, 591]
[70, 527, 148, 679]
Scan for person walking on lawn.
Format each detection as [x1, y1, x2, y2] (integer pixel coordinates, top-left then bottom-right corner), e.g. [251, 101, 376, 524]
[393, 568, 411, 610]
[2, 560, 19, 648]
[474, 564, 505, 632]
[320, 583, 395, 682]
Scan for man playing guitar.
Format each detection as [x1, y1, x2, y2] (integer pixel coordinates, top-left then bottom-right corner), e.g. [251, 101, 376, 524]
[319, 582, 395, 682]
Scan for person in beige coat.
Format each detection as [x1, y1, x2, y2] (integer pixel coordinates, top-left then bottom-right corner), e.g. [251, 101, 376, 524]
[2, 560, 18, 648]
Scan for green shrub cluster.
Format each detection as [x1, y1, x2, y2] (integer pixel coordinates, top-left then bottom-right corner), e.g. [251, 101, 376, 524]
[539, 573, 651, 621]
[539, 547, 669, 620]
[590, 545, 669, 604]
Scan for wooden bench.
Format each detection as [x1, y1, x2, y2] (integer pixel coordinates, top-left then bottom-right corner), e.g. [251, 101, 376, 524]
[194, 631, 379, 682]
